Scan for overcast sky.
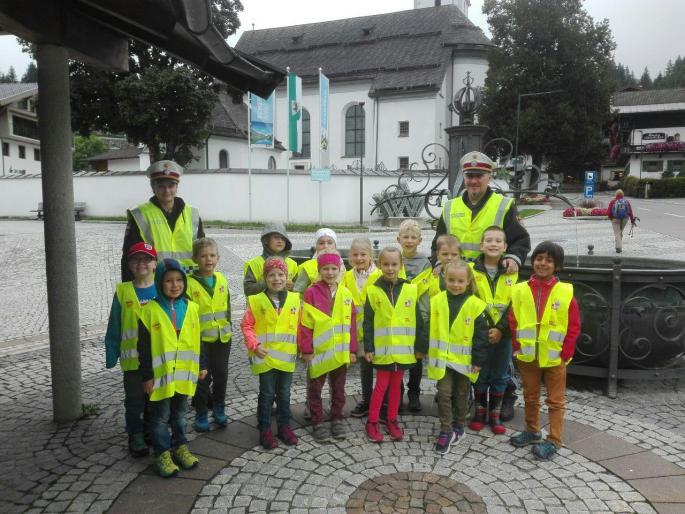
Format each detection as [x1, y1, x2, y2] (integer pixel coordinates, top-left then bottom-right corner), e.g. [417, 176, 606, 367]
[1, 0, 681, 80]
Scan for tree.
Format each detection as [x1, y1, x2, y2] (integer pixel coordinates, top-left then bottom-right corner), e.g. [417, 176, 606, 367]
[67, 0, 243, 166]
[72, 135, 108, 171]
[639, 67, 652, 89]
[480, 0, 615, 177]
[0, 66, 18, 83]
[21, 62, 37, 83]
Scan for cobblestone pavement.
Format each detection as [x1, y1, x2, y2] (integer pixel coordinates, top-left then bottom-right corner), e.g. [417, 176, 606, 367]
[1, 214, 685, 513]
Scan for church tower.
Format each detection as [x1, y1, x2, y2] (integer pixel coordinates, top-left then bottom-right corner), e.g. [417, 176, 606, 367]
[414, 0, 469, 17]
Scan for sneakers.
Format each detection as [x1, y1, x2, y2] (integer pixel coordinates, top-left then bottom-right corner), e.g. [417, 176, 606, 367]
[350, 401, 369, 418]
[260, 429, 279, 450]
[434, 431, 456, 455]
[510, 431, 543, 447]
[172, 444, 199, 470]
[128, 432, 149, 458]
[365, 421, 384, 443]
[331, 420, 346, 440]
[500, 393, 517, 422]
[532, 441, 558, 460]
[212, 404, 228, 427]
[407, 393, 422, 412]
[385, 419, 404, 441]
[193, 411, 210, 432]
[155, 450, 180, 478]
[278, 425, 298, 446]
[452, 426, 465, 446]
[312, 423, 331, 443]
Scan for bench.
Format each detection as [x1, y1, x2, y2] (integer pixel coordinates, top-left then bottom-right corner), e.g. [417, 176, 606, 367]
[31, 202, 87, 221]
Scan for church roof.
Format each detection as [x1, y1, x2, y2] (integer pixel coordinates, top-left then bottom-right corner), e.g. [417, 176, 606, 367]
[236, 6, 491, 97]
[612, 88, 685, 107]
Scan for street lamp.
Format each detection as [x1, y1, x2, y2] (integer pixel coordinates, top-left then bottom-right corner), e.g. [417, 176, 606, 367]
[358, 101, 365, 226]
[514, 89, 565, 157]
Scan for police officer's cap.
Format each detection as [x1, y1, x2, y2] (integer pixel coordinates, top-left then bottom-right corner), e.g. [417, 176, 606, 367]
[147, 160, 183, 182]
[460, 151, 494, 175]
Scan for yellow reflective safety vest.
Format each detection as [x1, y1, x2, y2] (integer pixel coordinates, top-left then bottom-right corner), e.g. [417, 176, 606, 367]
[342, 267, 382, 342]
[301, 286, 354, 378]
[186, 273, 232, 343]
[140, 300, 201, 401]
[470, 264, 518, 325]
[399, 267, 436, 298]
[247, 292, 300, 374]
[427, 292, 486, 383]
[367, 282, 418, 366]
[442, 192, 513, 262]
[129, 202, 199, 273]
[298, 259, 319, 285]
[243, 255, 299, 283]
[116, 282, 146, 371]
[511, 281, 574, 368]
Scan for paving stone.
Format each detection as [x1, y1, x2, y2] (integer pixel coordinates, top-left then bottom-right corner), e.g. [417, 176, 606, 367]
[601, 451, 685, 480]
[629, 475, 685, 503]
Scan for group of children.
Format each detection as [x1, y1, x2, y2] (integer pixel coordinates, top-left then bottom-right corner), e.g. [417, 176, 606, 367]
[106, 219, 580, 478]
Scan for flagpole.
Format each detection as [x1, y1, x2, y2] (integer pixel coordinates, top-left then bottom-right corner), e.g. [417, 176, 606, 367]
[247, 93, 253, 221]
[286, 67, 291, 224]
[318, 68, 323, 226]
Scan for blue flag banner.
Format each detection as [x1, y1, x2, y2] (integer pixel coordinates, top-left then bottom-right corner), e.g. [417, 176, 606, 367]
[250, 92, 275, 148]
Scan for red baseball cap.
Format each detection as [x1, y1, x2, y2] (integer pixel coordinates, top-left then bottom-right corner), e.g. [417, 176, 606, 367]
[127, 242, 157, 259]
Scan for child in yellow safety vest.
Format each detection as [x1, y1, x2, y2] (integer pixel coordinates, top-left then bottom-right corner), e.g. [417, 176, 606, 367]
[243, 223, 298, 296]
[427, 260, 489, 455]
[293, 227, 345, 292]
[509, 241, 581, 461]
[418, 234, 462, 318]
[241, 257, 300, 450]
[187, 238, 232, 433]
[138, 258, 207, 478]
[364, 247, 427, 443]
[345, 238, 382, 418]
[468, 226, 518, 435]
[298, 251, 358, 443]
[104, 242, 158, 458]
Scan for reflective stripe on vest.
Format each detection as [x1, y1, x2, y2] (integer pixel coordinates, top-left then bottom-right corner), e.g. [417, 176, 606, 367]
[130, 202, 199, 273]
[442, 193, 513, 262]
[470, 266, 517, 325]
[243, 255, 299, 282]
[247, 292, 300, 374]
[342, 268, 382, 343]
[140, 300, 201, 401]
[116, 282, 143, 371]
[511, 281, 574, 368]
[187, 274, 232, 343]
[427, 292, 486, 383]
[301, 287, 354, 378]
[367, 283, 418, 366]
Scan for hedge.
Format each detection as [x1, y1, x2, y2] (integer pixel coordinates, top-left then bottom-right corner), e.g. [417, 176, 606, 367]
[621, 176, 685, 198]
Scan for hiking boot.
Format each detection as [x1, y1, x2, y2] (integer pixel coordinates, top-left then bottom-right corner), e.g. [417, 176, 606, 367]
[407, 393, 422, 412]
[510, 431, 543, 447]
[193, 411, 210, 433]
[488, 392, 506, 435]
[277, 425, 298, 446]
[434, 431, 456, 455]
[366, 421, 384, 443]
[155, 450, 180, 478]
[212, 404, 228, 427]
[350, 401, 369, 418]
[331, 420, 346, 440]
[172, 444, 199, 470]
[500, 392, 517, 422]
[260, 429, 279, 450]
[385, 419, 404, 441]
[468, 389, 488, 431]
[532, 441, 558, 460]
[452, 426, 466, 446]
[312, 423, 331, 443]
[128, 432, 149, 458]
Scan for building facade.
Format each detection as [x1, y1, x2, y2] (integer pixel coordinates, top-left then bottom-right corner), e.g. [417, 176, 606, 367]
[0, 83, 41, 176]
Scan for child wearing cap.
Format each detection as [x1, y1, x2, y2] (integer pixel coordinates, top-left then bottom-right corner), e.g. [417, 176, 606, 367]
[293, 228, 345, 293]
[104, 242, 158, 457]
[243, 223, 298, 296]
[298, 251, 358, 443]
[138, 258, 207, 478]
[187, 238, 232, 432]
[241, 257, 300, 450]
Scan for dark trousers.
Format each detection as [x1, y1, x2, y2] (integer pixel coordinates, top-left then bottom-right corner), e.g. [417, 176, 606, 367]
[257, 369, 293, 431]
[474, 337, 512, 394]
[123, 370, 148, 435]
[360, 358, 374, 403]
[308, 365, 347, 425]
[437, 368, 471, 433]
[148, 393, 188, 456]
[193, 341, 231, 413]
[406, 360, 423, 396]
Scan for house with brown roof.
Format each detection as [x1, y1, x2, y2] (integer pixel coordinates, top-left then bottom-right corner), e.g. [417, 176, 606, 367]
[0, 83, 40, 176]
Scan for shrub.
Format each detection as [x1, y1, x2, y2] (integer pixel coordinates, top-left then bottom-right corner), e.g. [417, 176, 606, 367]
[679, 170, 685, 178]
[662, 170, 675, 178]
[620, 176, 685, 198]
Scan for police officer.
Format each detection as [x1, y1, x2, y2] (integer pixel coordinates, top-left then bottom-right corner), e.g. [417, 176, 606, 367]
[121, 160, 204, 281]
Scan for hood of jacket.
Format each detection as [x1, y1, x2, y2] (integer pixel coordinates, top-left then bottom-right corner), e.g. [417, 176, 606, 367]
[154, 258, 188, 302]
[261, 222, 293, 253]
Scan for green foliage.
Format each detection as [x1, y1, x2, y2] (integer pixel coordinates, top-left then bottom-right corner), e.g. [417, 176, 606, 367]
[652, 56, 685, 89]
[622, 176, 685, 198]
[72, 135, 108, 171]
[21, 62, 37, 83]
[639, 67, 652, 89]
[608, 62, 637, 89]
[80, 403, 102, 418]
[662, 169, 674, 178]
[480, 0, 615, 179]
[0, 66, 18, 83]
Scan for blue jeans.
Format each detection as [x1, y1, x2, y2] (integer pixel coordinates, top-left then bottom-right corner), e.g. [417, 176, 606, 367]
[475, 336, 512, 394]
[257, 369, 293, 431]
[123, 370, 147, 435]
[148, 393, 189, 456]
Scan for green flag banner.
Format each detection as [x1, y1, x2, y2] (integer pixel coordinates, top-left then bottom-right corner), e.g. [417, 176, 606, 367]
[288, 73, 302, 153]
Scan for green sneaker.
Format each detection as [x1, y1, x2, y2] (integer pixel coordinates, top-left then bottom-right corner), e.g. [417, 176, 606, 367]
[532, 441, 558, 460]
[510, 431, 543, 447]
[128, 432, 149, 458]
[172, 444, 199, 470]
[155, 450, 179, 478]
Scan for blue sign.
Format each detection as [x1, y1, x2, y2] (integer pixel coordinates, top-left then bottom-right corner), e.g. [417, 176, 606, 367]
[311, 168, 331, 182]
[584, 184, 594, 199]
[249, 92, 274, 148]
[584, 170, 596, 184]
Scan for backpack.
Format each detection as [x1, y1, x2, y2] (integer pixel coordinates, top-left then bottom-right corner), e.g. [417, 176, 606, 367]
[612, 198, 628, 219]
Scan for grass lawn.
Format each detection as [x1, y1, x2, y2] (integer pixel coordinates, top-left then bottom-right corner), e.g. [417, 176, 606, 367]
[518, 208, 545, 219]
